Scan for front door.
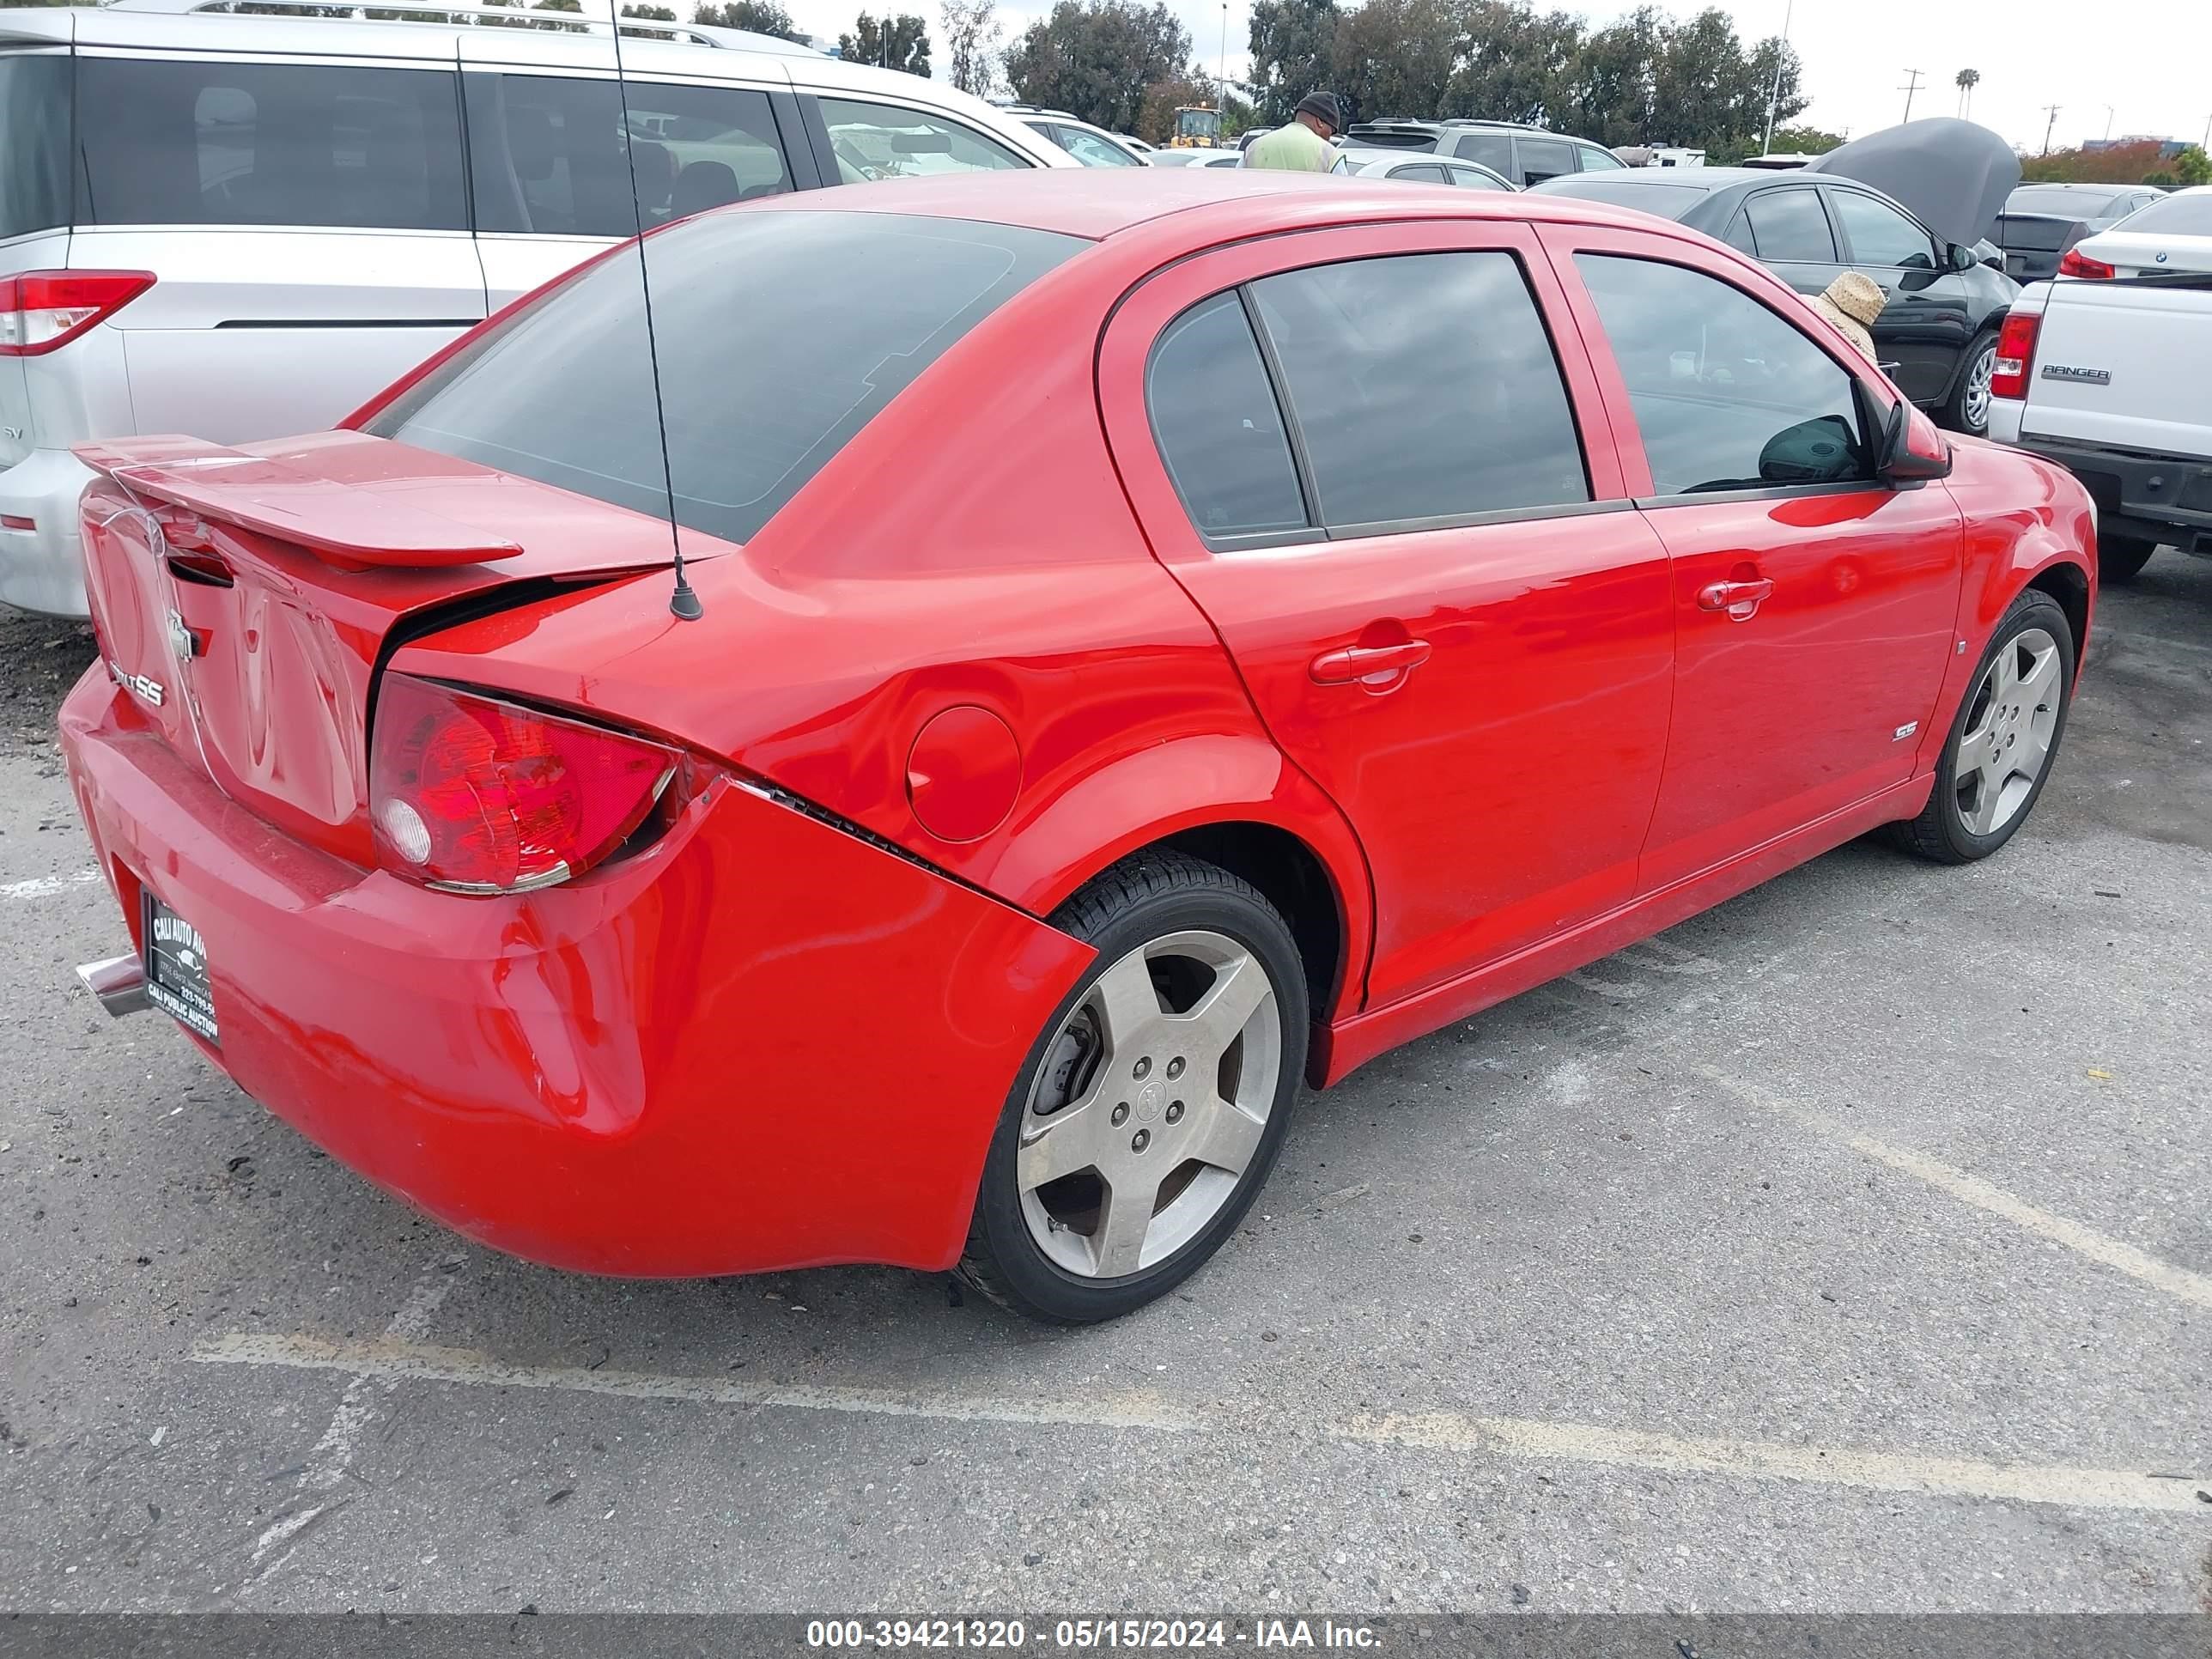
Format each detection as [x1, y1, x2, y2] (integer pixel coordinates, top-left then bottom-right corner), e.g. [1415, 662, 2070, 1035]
[1545, 228, 1963, 892]
[1097, 222, 1676, 1010]
[1823, 185, 1973, 407]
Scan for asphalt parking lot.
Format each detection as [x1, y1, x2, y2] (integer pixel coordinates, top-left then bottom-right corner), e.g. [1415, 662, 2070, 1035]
[0, 555, 2206, 1616]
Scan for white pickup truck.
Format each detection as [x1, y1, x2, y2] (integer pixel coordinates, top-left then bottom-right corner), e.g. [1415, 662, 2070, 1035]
[1987, 186, 2212, 584]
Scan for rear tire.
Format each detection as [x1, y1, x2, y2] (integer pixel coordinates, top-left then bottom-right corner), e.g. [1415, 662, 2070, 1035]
[958, 851, 1306, 1324]
[1940, 332, 1997, 437]
[2097, 534, 2158, 585]
[1889, 588, 2075, 864]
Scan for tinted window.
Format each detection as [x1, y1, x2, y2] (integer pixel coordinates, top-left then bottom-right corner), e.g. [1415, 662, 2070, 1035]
[1577, 145, 1626, 171]
[1390, 163, 1449, 182]
[2113, 191, 2212, 234]
[370, 212, 1079, 544]
[467, 75, 788, 237]
[1055, 126, 1139, 167]
[76, 59, 465, 230]
[1744, 187, 1837, 261]
[1249, 252, 1589, 529]
[2008, 186, 2123, 216]
[1146, 292, 1308, 539]
[1576, 254, 1872, 496]
[819, 97, 1026, 181]
[1450, 131, 1511, 172]
[1830, 190, 1936, 269]
[1517, 137, 1577, 185]
[0, 55, 70, 240]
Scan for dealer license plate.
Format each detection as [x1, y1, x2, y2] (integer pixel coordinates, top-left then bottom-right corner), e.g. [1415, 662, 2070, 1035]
[143, 891, 219, 1044]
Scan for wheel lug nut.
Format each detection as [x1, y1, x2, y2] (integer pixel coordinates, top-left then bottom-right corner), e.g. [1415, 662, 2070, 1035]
[1111, 1103, 1129, 1126]
[1131, 1129, 1150, 1153]
[1166, 1101, 1183, 1124]
[1166, 1056, 1184, 1079]
[1132, 1057, 1151, 1079]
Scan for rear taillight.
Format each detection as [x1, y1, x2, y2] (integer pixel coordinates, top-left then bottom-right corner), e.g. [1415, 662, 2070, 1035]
[370, 673, 678, 895]
[2057, 246, 2115, 280]
[0, 270, 156, 357]
[1991, 311, 2040, 400]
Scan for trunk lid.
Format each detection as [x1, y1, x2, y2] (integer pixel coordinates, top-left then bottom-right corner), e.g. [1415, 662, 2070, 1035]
[77, 429, 715, 865]
[2021, 276, 2212, 452]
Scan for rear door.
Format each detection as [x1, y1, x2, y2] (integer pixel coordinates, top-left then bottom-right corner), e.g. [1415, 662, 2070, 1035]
[1824, 185, 1969, 404]
[1515, 136, 1578, 188]
[1099, 221, 1676, 1009]
[70, 48, 490, 442]
[1541, 225, 1962, 890]
[1729, 182, 1847, 316]
[461, 51, 811, 304]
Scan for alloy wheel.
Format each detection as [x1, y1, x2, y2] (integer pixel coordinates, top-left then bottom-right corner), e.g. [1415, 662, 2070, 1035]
[1961, 342, 1996, 432]
[1017, 930, 1281, 1279]
[1955, 625, 2062, 836]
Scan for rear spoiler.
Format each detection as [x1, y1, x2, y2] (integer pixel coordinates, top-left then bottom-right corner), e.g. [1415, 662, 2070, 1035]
[74, 436, 522, 568]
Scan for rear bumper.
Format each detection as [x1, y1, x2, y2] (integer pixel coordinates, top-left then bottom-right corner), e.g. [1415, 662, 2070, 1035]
[0, 448, 95, 617]
[2014, 434, 2212, 552]
[60, 672, 1092, 1277]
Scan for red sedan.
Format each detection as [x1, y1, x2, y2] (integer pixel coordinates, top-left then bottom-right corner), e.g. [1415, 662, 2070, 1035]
[63, 172, 2094, 1323]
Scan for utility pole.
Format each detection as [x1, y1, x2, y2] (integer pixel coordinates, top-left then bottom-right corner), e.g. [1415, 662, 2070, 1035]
[2102, 105, 2114, 142]
[1761, 0, 1794, 157]
[2041, 104, 2061, 155]
[1899, 68, 1923, 123]
[1218, 0, 1228, 123]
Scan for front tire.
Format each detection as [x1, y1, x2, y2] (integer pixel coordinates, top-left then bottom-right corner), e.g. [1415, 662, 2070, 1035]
[1941, 332, 1997, 437]
[2098, 533, 2158, 585]
[1891, 588, 2075, 864]
[959, 851, 1307, 1323]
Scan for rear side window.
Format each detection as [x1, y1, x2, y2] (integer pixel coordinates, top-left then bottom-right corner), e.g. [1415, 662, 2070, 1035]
[1, 55, 70, 240]
[1146, 292, 1308, 540]
[368, 211, 1080, 544]
[1575, 253, 1872, 496]
[1516, 138, 1577, 185]
[1743, 187, 1837, 262]
[75, 58, 466, 231]
[818, 98, 1027, 181]
[1391, 164, 1449, 183]
[1248, 252, 1589, 530]
[1450, 131, 1510, 173]
[467, 75, 790, 237]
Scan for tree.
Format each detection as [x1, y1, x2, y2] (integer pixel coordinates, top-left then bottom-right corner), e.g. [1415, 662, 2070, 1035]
[1247, 0, 1340, 125]
[1137, 70, 1221, 144]
[2021, 140, 2166, 184]
[1002, 0, 1194, 137]
[1954, 66, 1978, 118]
[1334, 0, 1456, 126]
[1766, 122, 1844, 155]
[1448, 1, 1584, 127]
[838, 11, 930, 73]
[2176, 144, 2212, 186]
[940, 0, 1001, 95]
[693, 0, 802, 40]
[623, 4, 679, 20]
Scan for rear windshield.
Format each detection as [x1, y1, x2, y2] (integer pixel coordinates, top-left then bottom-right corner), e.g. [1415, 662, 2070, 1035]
[0, 55, 71, 241]
[368, 211, 1083, 544]
[2112, 192, 2212, 235]
[74, 58, 467, 231]
[1534, 177, 1709, 216]
[2008, 186, 2121, 216]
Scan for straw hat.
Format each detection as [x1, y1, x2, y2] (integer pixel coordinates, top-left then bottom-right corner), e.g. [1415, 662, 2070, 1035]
[1811, 271, 1885, 363]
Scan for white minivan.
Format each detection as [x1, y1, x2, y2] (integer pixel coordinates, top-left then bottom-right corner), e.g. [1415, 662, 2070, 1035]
[0, 0, 1071, 617]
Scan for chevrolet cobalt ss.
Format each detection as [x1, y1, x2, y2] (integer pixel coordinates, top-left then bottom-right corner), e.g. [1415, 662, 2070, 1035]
[63, 172, 2094, 1322]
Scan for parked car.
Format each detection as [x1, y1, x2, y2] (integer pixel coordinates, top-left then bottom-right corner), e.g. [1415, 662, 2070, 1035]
[1150, 149, 1243, 169]
[1990, 185, 2212, 581]
[1533, 167, 2020, 436]
[65, 171, 2093, 1323]
[0, 0, 1071, 619]
[1995, 183, 2166, 283]
[1339, 118, 1626, 188]
[1331, 151, 1515, 190]
[1008, 107, 1151, 167]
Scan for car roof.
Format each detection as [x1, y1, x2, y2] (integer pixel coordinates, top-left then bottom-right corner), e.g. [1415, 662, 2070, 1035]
[745, 167, 1685, 245]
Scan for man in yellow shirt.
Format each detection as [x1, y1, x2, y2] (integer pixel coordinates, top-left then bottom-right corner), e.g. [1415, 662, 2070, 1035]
[1242, 93, 1340, 172]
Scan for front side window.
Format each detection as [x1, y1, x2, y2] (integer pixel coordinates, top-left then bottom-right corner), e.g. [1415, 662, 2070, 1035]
[1056, 126, 1139, 167]
[817, 97, 1027, 181]
[1575, 253, 1873, 497]
[467, 75, 789, 237]
[1516, 137, 1577, 185]
[0, 55, 70, 240]
[74, 58, 466, 230]
[370, 211, 1079, 544]
[1249, 252, 1589, 529]
[1829, 190, 1937, 269]
[1146, 292, 1309, 539]
[1743, 186, 1837, 262]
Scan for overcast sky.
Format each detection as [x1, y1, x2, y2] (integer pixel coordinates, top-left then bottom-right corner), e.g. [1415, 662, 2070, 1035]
[782, 0, 2210, 156]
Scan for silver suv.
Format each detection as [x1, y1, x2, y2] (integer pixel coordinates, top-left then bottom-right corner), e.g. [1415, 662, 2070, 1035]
[0, 0, 1070, 617]
[1340, 118, 1626, 189]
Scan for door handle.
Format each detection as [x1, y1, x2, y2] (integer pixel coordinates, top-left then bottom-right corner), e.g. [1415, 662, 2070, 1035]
[1696, 578, 1773, 621]
[1310, 639, 1432, 684]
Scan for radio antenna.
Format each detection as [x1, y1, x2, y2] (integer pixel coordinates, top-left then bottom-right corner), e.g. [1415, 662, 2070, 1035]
[606, 0, 703, 620]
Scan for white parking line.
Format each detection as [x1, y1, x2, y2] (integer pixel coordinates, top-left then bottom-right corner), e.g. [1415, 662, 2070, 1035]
[1700, 1066, 2212, 1312]
[0, 869, 99, 900]
[193, 1331, 2207, 1515]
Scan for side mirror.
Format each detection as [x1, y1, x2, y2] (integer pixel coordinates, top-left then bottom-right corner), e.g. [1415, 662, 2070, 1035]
[1948, 242, 1981, 272]
[1879, 398, 1953, 483]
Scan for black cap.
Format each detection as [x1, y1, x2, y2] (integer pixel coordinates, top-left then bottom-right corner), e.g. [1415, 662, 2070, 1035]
[1295, 93, 1341, 134]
